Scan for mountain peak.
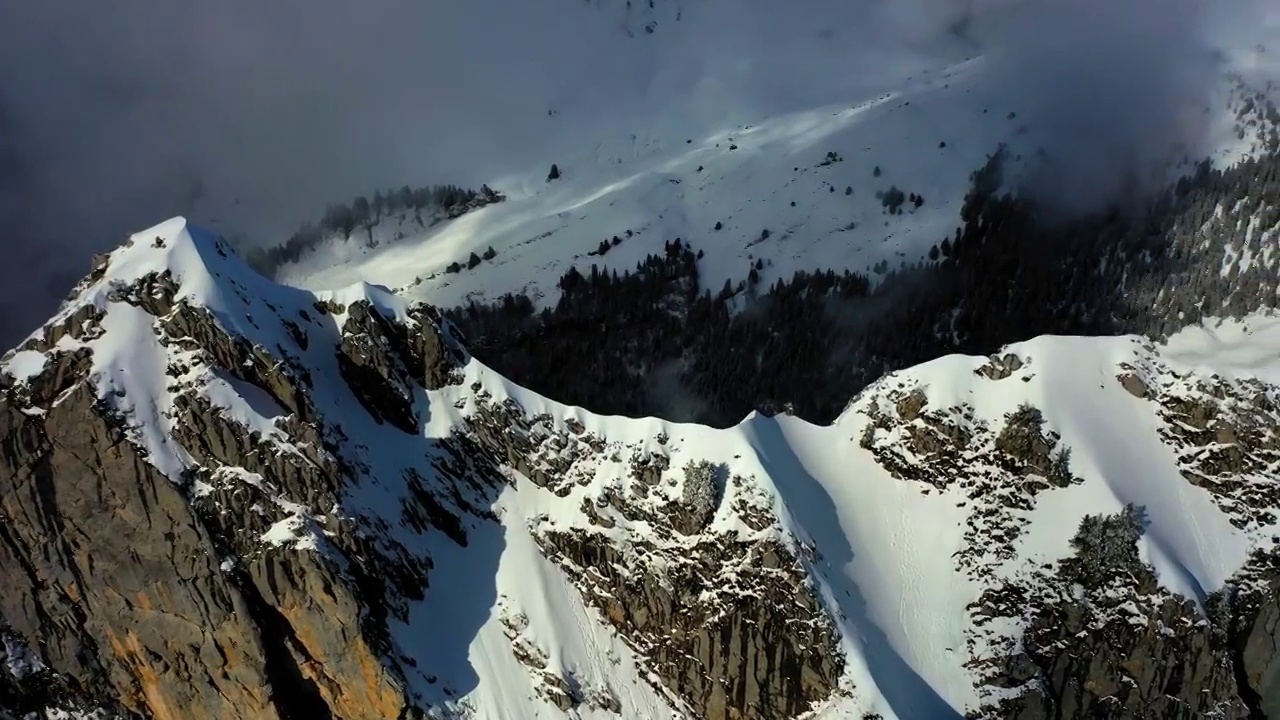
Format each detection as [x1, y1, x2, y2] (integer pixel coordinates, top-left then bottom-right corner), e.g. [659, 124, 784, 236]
[85, 215, 221, 298]
[0, 222, 846, 719]
[4, 217, 1280, 718]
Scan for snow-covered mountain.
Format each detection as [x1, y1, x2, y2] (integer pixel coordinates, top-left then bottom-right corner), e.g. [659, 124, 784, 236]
[239, 0, 1280, 430]
[6, 3, 1280, 719]
[269, 0, 1280, 316]
[4, 217, 1280, 719]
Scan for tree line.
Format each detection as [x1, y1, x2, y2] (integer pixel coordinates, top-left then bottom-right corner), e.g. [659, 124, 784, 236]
[447, 145, 1280, 427]
[246, 183, 503, 275]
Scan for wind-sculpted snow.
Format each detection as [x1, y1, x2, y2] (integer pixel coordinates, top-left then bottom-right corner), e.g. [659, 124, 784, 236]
[3, 219, 1280, 718]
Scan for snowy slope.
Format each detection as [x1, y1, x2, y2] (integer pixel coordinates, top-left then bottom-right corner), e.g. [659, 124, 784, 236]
[6, 217, 1280, 718]
[273, 0, 1280, 315]
[0, 218, 685, 719]
[284, 55, 1009, 307]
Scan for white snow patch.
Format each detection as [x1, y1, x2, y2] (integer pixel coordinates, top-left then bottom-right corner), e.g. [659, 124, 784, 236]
[2, 350, 48, 384]
[87, 303, 192, 481]
[261, 500, 324, 551]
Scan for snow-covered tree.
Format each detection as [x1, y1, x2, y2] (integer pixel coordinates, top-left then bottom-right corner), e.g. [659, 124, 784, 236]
[681, 460, 720, 527]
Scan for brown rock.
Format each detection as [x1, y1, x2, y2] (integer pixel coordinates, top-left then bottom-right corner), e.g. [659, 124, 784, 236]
[0, 385, 277, 719]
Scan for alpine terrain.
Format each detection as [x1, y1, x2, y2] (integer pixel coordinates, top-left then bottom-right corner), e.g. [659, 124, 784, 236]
[7, 209, 1280, 720]
[6, 0, 1280, 719]
[253, 0, 1280, 426]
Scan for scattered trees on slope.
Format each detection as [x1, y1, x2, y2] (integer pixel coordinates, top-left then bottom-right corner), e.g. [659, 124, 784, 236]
[1062, 504, 1149, 588]
[246, 183, 503, 275]
[449, 145, 1280, 427]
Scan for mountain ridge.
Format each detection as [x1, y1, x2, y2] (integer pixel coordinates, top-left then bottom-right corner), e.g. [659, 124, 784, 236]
[3, 217, 1280, 718]
[5, 2, 1280, 718]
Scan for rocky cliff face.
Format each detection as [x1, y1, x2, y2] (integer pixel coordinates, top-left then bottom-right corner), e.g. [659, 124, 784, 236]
[4, 218, 1280, 720]
[0, 223, 486, 719]
[1, 382, 280, 720]
[460, 392, 844, 718]
[855, 347, 1280, 719]
[0, 219, 847, 720]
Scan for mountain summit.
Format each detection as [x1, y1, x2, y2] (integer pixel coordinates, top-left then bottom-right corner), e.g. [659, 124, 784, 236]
[2, 217, 1279, 719]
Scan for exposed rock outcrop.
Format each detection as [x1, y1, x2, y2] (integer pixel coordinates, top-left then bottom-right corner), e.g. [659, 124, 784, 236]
[856, 362, 1280, 719]
[975, 352, 1027, 381]
[0, 382, 277, 720]
[539, 528, 843, 720]
[0, 232, 484, 719]
[8, 220, 1280, 720]
[860, 387, 1079, 579]
[1232, 552, 1280, 718]
[459, 390, 844, 719]
[973, 510, 1280, 719]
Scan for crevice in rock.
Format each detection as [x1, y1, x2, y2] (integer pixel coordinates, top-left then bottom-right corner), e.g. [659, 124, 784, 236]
[334, 351, 417, 434]
[1227, 588, 1267, 720]
[227, 569, 333, 720]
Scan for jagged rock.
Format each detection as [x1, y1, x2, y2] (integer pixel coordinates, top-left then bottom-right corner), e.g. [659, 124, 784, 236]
[0, 230, 493, 719]
[335, 301, 466, 423]
[972, 510, 1280, 719]
[336, 302, 421, 433]
[11, 217, 1280, 720]
[21, 305, 105, 352]
[669, 459, 723, 536]
[581, 495, 616, 529]
[1146, 373, 1280, 530]
[0, 623, 107, 719]
[629, 450, 670, 486]
[453, 386, 843, 718]
[0, 384, 277, 720]
[1117, 370, 1151, 399]
[244, 552, 405, 719]
[1228, 551, 1280, 717]
[539, 529, 842, 720]
[541, 672, 580, 710]
[5, 348, 94, 408]
[895, 388, 928, 421]
[161, 303, 317, 423]
[1241, 592, 1280, 717]
[976, 353, 1025, 380]
[587, 685, 623, 713]
[861, 390, 1073, 578]
[463, 395, 580, 493]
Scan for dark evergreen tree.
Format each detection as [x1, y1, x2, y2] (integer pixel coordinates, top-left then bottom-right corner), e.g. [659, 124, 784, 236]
[446, 146, 1280, 426]
[245, 182, 502, 276]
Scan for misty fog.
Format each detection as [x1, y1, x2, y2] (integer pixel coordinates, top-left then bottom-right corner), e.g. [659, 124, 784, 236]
[0, 0, 1267, 346]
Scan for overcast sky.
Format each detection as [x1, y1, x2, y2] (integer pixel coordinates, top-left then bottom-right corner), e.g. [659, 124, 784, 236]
[0, 0, 1261, 346]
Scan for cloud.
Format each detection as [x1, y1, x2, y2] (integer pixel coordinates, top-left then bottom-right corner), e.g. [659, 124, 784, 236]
[0, 0, 1264, 347]
[969, 0, 1222, 212]
[0, 0, 638, 343]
